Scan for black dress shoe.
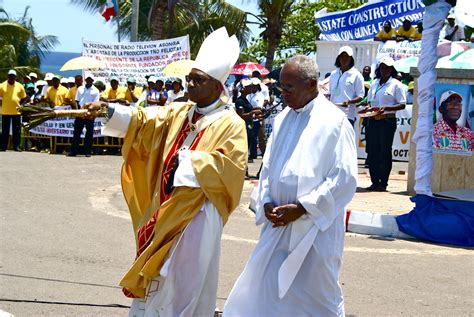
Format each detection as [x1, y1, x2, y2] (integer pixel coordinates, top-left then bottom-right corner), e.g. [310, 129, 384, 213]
[13, 148, 22, 152]
[374, 185, 387, 192]
[365, 184, 377, 191]
[85, 153, 92, 157]
[67, 153, 77, 157]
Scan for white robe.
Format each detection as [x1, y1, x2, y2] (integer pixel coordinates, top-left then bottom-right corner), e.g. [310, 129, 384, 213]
[224, 94, 358, 317]
[103, 103, 224, 317]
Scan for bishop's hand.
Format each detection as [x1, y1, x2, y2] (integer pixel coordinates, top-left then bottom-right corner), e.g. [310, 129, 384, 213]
[84, 101, 107, 120]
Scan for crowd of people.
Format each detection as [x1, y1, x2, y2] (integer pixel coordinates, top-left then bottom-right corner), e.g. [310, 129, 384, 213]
[0, 49, 412, 191]
[374, 16, 473, 43]
[0, 71, 188, 155]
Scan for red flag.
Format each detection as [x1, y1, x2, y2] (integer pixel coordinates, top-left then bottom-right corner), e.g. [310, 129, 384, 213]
[101, 0, 119, 22]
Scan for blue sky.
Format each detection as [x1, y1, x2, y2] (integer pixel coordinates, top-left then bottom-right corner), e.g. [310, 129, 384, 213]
[1, 0, 259, 53]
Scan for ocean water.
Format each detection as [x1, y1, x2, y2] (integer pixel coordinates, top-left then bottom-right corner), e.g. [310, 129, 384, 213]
[40, 51, 82, 77]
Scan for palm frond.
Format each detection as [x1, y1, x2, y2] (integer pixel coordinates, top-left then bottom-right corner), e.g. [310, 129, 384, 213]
[70, 0, 106, 14]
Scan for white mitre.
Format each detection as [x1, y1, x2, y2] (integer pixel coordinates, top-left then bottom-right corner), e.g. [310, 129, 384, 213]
[193, 27, 240, 86]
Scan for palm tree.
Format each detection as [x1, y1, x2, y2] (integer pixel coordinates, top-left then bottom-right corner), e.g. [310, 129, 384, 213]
[71, 0, 250, 57]
[0, 6, 59, 80]
[248, 0, 296, 71]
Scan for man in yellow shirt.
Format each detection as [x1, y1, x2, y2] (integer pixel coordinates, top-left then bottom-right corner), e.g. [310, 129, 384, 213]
[374, 21, 397, 42]
[123, 77, 143, 104]
[396, 19, 416, 41]
[0, 70, 27, 151]
[100, 76, 127, 104]
[410, 22, 423, 41]
[43, 75, 69, 107]
[65, 75, 83, 109]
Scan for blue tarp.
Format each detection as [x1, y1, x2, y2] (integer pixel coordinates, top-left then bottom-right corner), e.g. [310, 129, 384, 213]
[396, 194, 474, 247]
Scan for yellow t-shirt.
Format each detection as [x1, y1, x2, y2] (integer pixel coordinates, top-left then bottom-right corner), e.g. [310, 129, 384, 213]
[67, 86, 79, 107]
[101, 87, 126, 100]
[376, 28, 397, 40]
[0, 80, 27, 115]
[45, 85, 69, 107]
[124, 86, 144, 102]
[410, 30, 422, 41]
[396, 26, 415, 38]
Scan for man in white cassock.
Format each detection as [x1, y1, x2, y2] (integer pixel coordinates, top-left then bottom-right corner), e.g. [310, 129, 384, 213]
[84, 28, 247, 317]
[224, 55, 358, 316]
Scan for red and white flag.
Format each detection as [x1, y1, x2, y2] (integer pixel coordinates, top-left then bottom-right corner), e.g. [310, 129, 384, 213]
[101, 0, 119, 22]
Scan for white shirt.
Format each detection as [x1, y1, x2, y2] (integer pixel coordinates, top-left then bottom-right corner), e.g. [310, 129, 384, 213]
[329, 67, 365, 120]
[40, 85, 49, 97]
[443, 24, 465, 41]
[260, 83, 270, 102]
[166, 90, 185, 105]
[247, 91, 265, 109]
[367, 77, 407, 115]
[76, 85, 100, 108]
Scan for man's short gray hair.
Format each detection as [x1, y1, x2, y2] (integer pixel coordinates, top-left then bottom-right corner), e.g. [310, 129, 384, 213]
[284, 55, 319, 81]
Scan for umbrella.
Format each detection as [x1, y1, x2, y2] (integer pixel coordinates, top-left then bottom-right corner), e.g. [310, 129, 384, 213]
[60, 56, 106, 71]
[436, 48, 474, 69]
[162, 59, 194, 77]
[394, 56, 419, 73]
[230, 62, 269, 76]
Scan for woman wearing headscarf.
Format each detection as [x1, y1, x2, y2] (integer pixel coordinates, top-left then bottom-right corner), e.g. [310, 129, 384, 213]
[364, 56, 406, 191]
[329, 46, 365, 126]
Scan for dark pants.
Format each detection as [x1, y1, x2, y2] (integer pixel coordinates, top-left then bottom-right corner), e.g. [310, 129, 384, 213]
[249, 120, 260, 159]
[366, 118, 397, 188]
[1, 115, 21, 150]
[70, 118, 94, 155]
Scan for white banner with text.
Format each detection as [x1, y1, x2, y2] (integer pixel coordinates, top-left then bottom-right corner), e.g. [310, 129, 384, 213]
[82, 36, 190, 85]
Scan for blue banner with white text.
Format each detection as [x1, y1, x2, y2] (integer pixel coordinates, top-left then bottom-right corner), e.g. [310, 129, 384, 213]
[315, 0, 425, 41]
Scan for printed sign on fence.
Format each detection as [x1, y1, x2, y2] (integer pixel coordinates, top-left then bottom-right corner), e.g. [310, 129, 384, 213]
[82, 36, 190, 85]
[355, 104, 413, 161]
[28, 106, 106, 138]
[315, 0, 425, 41]
[375, 40, 421, 62]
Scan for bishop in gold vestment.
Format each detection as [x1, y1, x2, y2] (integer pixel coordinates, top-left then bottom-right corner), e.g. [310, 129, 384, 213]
[85, 27, 246, 316]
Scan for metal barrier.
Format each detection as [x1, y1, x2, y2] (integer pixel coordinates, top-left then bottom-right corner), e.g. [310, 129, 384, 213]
[22, 130, 122, 154]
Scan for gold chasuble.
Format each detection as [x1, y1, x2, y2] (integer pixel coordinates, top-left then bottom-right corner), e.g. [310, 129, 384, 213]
[119, 100, 247, 298]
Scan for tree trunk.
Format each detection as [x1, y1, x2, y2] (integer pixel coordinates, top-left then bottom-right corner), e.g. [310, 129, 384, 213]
[265, 35, 278, 71]
[149, 0, 167, 40]
[167, 0, 178, 38]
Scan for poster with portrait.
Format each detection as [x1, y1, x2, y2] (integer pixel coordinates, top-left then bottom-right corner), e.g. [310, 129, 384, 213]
[432, 83, 473, 156]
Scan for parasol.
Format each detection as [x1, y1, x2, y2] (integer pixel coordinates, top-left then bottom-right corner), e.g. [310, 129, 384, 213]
[162, 59, 195, 77]
[60, 56, 106, 71]
[230, 62, 269, 76]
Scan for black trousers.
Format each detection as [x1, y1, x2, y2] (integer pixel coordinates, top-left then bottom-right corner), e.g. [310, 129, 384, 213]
[249, 120, 260, 159]
[70, 118, 94, 155]
[366, 117, 397, 188]
[1, 115, 21, 150]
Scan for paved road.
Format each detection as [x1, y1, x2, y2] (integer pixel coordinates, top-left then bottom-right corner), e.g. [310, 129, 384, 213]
[1, 152, 472, 316]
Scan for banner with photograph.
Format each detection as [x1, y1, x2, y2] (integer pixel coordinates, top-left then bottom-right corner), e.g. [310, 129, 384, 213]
[356, 104, 413, 161]
[315, 0, 425, 41]
[82, 36, 190, 85]
[432, 83, 473, 156]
